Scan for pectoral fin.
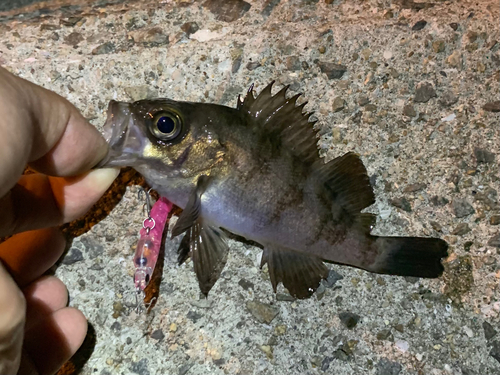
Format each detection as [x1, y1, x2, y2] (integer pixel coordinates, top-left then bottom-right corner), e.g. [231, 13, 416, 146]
[171, 175, 227, 295]
[260, 246, 329, 299]
[171, 175, 211, 238]
[177, 230, 191, 265]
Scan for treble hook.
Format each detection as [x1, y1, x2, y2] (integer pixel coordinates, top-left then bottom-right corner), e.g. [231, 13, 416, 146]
[134, 289, 145, 313]
[134, 290, 157, 313]
[138, 187, 153, 217]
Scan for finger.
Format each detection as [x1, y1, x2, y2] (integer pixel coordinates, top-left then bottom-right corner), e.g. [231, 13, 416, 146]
[0, 263, 26, 375]
[0, 67, 108, 197]
[0, 168, 119, 236]
[23, 276, 68, 331]
[0, 228, 65, 287]
[23, 307, 87, 375]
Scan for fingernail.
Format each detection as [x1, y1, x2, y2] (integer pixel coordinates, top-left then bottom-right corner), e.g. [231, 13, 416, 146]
[86, 168, 120, 190]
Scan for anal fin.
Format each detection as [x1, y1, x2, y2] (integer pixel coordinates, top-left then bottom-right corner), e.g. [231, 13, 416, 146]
[260, 246, 329, 299]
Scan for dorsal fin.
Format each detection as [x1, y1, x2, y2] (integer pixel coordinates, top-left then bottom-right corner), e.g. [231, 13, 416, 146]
[313, 152, 376, 215]
[237, 81, 319, 163]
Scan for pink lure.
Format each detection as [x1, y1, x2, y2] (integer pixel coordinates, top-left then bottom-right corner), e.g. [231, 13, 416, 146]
[134, 196, 173, 291]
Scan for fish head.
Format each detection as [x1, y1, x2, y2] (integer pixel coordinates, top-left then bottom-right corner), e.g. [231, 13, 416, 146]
[100, 99, 226, 182]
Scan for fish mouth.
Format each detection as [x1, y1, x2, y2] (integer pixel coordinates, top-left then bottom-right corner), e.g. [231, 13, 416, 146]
[97, 100, 145, 168]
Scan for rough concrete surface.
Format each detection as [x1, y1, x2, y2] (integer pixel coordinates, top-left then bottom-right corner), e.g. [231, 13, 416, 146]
[1, 0, 499, 374]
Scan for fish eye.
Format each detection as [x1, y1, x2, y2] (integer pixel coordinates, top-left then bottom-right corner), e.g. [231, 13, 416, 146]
[150, 111, 182, 141]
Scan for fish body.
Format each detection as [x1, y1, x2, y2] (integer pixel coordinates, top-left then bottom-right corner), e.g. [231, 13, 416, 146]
[101, 83, 448, 298]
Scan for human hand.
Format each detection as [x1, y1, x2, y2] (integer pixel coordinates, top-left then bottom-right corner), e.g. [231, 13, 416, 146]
[0, 66, 119, 374]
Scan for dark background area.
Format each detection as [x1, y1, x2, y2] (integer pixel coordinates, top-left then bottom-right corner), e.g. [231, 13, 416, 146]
[0, 0, 45, 12]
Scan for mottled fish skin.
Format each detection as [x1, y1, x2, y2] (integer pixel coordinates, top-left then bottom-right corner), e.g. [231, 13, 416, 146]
[100, 82, 448, 298]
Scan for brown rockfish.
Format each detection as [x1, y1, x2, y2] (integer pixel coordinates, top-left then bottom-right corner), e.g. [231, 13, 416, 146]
[100, 82, 448, 299]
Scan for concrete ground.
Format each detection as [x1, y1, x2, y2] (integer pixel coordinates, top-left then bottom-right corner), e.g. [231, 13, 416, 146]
[1, 0, 499, 374]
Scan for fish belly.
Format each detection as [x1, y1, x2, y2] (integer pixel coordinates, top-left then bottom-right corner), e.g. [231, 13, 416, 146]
[200, 178, 329, 251]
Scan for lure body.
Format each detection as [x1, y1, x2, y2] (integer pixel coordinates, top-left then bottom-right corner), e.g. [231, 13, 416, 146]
[134, 196, 173, 291]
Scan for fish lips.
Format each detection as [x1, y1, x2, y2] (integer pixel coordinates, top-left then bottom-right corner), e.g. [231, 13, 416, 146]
[97, 100, 146, 168]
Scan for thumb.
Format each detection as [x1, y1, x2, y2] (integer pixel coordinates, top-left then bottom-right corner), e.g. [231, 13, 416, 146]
[0, 262, 26, 375]
[0, 67, 108, 198]
[52, 167, 121, 224]
[0, 167, 120, 237]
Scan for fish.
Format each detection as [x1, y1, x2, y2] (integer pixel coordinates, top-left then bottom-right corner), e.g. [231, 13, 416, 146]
[99, 82, 448, 299]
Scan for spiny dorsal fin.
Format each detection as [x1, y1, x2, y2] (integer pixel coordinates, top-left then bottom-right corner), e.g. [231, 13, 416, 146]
[237, 81, 319, 164]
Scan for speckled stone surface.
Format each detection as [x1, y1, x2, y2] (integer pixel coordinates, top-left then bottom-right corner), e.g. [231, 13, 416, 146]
[1, 1, 499, 374]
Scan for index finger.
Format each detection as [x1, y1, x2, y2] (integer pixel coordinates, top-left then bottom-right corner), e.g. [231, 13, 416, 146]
[0, 67, 108, 197]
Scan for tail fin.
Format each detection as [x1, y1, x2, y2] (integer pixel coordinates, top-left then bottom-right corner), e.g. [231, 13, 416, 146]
[371, 236, 448, 278]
